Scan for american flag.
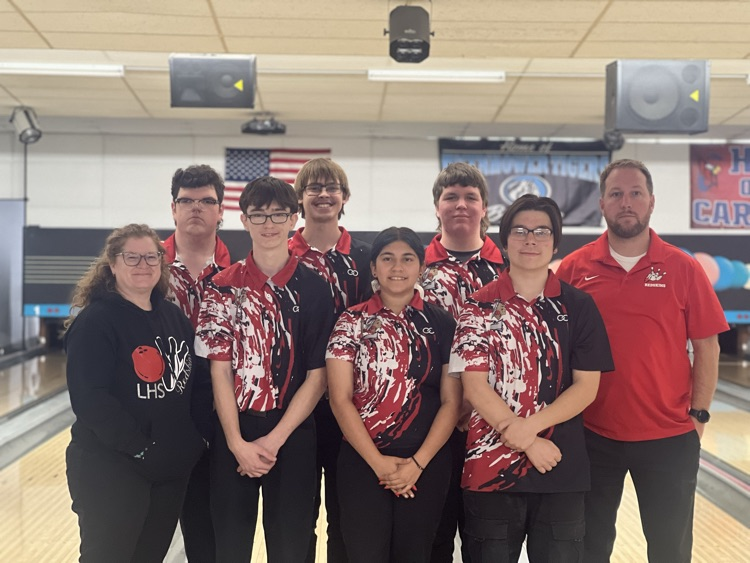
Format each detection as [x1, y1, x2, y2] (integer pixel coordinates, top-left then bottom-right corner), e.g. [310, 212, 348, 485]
[224, 147, 331, 211]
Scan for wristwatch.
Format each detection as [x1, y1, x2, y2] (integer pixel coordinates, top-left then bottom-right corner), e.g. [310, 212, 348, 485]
[688, 408, 711, 423]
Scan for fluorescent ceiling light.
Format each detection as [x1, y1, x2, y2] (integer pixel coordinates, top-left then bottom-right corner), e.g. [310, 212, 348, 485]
[368, 69, 505, 83]
[628, 137, 729, 145]
[0, 62, 125, 77]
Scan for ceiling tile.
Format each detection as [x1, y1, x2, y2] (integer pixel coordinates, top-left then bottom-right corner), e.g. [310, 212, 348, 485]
[43, 33, 225, 52]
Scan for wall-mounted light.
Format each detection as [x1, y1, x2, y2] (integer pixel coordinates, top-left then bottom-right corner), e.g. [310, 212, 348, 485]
[10, 107, 42, 144]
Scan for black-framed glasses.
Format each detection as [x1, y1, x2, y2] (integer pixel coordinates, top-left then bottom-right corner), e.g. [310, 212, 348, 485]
[116, 252, 164, 266]
[508, 227, 553, 241]
[303, 183, 343, 196]
[174, 197, 220, 207]
[245, 212, 293, 225]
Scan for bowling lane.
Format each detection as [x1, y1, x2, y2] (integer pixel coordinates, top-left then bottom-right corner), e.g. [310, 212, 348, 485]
[0, 352, 67, 419]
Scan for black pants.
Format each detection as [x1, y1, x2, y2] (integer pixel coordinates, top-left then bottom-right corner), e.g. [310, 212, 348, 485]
[66, 440, 188, 563]
[431, 428, 470, 562]
[463, 490, 585, 563]
[337, 441, 451, 563]
[583, 429, 700, 563]
[180, 448, 215, 562]
[210, 410, 317, 563]
[306, 399, 348, 563]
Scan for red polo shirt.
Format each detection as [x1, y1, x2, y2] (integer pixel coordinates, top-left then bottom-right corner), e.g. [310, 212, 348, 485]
[195, 252, 334, 412]
[327, 291, 455, 452]
[163, 233, 231, 327]
[557, 230, 728, 441]
[421, 234, 504, 319]
[288, 227, 372, 314]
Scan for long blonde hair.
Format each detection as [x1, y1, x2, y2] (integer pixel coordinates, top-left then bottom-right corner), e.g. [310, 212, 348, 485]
[64, 224, 169, 329]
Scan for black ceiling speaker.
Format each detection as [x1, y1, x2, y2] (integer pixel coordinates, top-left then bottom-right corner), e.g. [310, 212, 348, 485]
[605, 60, 710, 134]
[169, 54, 256, 108]
[388, 6, 431, 63]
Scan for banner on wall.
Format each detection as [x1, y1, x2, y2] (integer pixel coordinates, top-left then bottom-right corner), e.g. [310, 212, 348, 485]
[224, 148, 331, 211]
[439, 139, 610, 226]
[690, 144, 750, 229]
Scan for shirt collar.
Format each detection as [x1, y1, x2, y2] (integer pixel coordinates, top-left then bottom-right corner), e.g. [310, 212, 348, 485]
[288, 226, 352, 256]
[425, 234, 504, 266]
[241, 251, 298, 290]
[593, 228, 666, 267]
[163, 232, 231, 269]
[363, 290, 424, 315]
[494, 268, 562, 301]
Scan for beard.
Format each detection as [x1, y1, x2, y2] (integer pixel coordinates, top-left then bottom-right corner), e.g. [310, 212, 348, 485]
[605, 212, 651, 239]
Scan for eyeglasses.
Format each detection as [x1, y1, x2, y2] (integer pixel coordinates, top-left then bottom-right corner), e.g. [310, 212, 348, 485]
[245, 212, 293, 225]
[508, 227, 554, 241]
[174, 197, 220, 207]
[303, 183, 343, 196]
[116, 252, 164, 266]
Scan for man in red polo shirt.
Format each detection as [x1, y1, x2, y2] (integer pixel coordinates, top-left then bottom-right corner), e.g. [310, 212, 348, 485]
[557, 159, 728, 562]
[420, 162, 504, 562]
[165, 164, 231, 562]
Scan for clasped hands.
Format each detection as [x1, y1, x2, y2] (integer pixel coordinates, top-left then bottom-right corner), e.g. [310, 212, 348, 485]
[375, 455, 422, 499]
[231, 435, 279, 478]
[496, 416, 562, 474]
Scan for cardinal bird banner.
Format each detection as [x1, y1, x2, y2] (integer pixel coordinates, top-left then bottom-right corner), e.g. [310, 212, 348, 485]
[439, 139, 610, 227]
[224, 148, 331, 212]
[690, 144, 750, 229]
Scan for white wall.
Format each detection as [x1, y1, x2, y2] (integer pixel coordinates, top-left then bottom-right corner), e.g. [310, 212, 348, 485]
[0, 129, 735, 235]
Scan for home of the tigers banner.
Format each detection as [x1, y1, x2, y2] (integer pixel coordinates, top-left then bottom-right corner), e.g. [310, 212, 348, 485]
[439, 139, 610, 226]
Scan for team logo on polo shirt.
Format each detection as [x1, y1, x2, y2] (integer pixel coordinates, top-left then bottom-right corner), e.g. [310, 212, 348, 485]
[421, 266, 441, 290]
[644, 267, 667, 288]
[489, 301, 507, 329]
[362, 316, 383, 339]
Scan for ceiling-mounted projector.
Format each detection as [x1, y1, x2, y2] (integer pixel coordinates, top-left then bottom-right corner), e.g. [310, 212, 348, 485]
[241, 116, 286, 135]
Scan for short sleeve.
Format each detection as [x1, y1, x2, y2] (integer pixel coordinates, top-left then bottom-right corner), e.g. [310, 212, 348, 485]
[568, 288, 615, 373]
[430, 305, 456, 366]
[326, 309, 359, 364]
[301, 278, 335, 371]
[684, 259, 729, 340]
[194, 282, 236, 361]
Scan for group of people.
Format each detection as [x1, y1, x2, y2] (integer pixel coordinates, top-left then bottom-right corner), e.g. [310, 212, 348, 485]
[63, 157, 727, 563]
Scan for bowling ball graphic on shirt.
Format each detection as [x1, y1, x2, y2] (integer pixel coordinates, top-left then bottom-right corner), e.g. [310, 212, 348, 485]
[132, 345, 165, 382]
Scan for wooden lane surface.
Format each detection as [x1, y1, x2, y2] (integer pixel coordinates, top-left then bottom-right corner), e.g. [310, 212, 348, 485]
[0, 353, 67, 419]
[701, 401, 750, 475]
[1, 429, 748, 562]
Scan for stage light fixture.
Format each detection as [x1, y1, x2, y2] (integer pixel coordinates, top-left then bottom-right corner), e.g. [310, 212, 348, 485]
[10, 107, 42, 144]
[386, 6, 432, 63]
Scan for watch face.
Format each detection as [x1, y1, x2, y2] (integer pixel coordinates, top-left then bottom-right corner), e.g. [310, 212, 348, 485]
[691, 409, 710, 423]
